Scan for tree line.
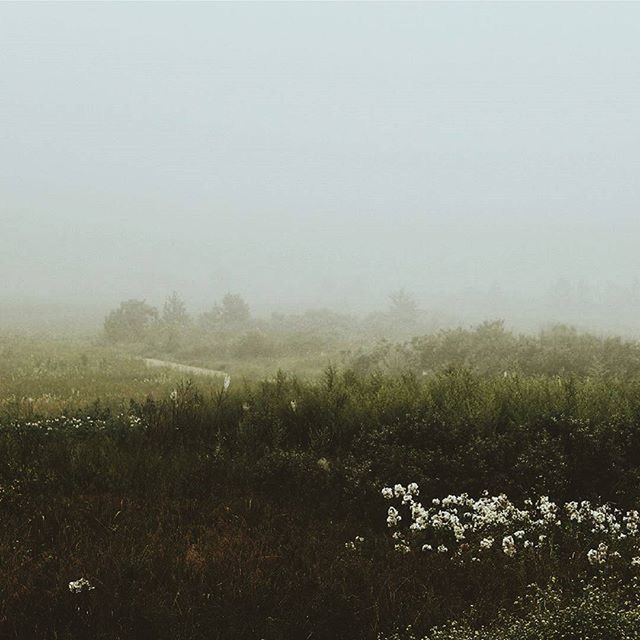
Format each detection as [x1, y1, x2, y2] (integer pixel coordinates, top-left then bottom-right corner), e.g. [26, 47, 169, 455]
[103, 292, 251, 342]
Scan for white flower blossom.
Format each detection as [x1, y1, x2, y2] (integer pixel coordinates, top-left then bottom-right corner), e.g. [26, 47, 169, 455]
[587, 542, 609, 565]
[502, 535, 516, 557]
[69, 578, 95, 594]
[381, 483, 640, 568]
[479, 537, 494, 550]
[345, 536, 365, 551]
[393, 484, 406, 498]
[387, 506, 401, 527]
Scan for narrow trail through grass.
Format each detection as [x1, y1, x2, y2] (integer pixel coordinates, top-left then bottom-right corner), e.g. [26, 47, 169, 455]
[143, 357, 227, 378]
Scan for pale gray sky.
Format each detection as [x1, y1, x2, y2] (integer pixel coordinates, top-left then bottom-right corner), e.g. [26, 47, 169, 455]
[2, 2, 640, 318]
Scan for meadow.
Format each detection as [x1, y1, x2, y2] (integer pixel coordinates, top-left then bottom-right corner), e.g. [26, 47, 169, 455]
[3, 326, 640, 638]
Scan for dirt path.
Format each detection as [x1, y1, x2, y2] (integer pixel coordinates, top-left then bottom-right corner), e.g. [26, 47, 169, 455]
[143, 358, 227, 378]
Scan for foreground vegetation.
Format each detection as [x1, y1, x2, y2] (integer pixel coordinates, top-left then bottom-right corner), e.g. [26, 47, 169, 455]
[3, 326, 640, 638]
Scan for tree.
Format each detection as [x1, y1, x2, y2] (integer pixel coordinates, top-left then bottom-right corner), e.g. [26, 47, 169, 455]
[198, 304, 224, 330]
[162, 291, 190, 326]
[104, 299, 158, 342]
[221, 293, 250, 324]
[198, 293, 251, 329]
[388, 289, 419, 323]
[198, 294, 250, 330]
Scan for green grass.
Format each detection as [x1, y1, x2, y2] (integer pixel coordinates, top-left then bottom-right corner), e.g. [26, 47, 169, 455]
[0, 335, 238, 417]
[3, 331, 640, 638]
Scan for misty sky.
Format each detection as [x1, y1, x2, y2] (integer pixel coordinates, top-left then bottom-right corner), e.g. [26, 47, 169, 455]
[2, 2, 640, 315]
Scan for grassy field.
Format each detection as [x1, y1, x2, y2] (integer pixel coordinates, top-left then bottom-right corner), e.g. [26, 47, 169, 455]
[3, 329, 640, 638]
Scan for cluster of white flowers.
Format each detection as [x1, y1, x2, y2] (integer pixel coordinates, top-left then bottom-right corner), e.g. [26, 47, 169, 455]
[387, 506, 401, 527]
[479, 536, 494, 550]
[68, 577, 95, 594]
[564, 500, 632, 537]
[587, 542, 610, 565]
[345, 535, 365, 551]
[12, 413, 146, 433]
[381, 484, 640, 567]
[502, 535, 516, 557]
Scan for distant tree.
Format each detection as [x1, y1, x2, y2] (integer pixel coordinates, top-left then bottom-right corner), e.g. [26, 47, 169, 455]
[221, 293, 251, 324]
[104, 299, 158, 342]
[162, 291, 190, 326]
[231, 331, 277, 358]
[388, 289, 419, 323]
[475, 319, 506, 338]
[198, 304, 224, 330]
[198, 294, 250, 330]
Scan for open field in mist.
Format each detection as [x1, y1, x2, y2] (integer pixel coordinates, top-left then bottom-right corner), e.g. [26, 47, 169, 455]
[4, 2, 640, 638]
[4, 322, 640, 639]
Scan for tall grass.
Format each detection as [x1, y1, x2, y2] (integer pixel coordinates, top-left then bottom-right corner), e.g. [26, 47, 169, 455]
[3, 332, 640, 638]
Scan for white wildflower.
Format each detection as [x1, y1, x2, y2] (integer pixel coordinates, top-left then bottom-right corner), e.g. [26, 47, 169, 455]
[479, 537, 494, 550]
[68, 578, 94, 594]
[387, 506, 401, 527]
[502, 535, 516, 557]
[345, 536, 365, 551]
[393, 484, 406, 498]
[587, 542, 608, 565]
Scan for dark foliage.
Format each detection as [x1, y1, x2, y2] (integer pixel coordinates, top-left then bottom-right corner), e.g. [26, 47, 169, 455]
[3, 367, 640, 638]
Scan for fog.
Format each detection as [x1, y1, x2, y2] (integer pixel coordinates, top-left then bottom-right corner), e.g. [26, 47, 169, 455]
[2, 3, 640, 333]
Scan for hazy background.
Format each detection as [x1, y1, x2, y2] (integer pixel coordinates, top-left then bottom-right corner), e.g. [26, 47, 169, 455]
[2, 2, 640, 333]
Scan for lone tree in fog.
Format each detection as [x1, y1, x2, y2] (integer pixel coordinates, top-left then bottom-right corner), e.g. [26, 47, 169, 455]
[104, 299, 158, 342]
[388, 289, 419, 324]
[221, 293, 250, 323]
[198, 293, 251, 329]
[162, 291, 190, 326]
